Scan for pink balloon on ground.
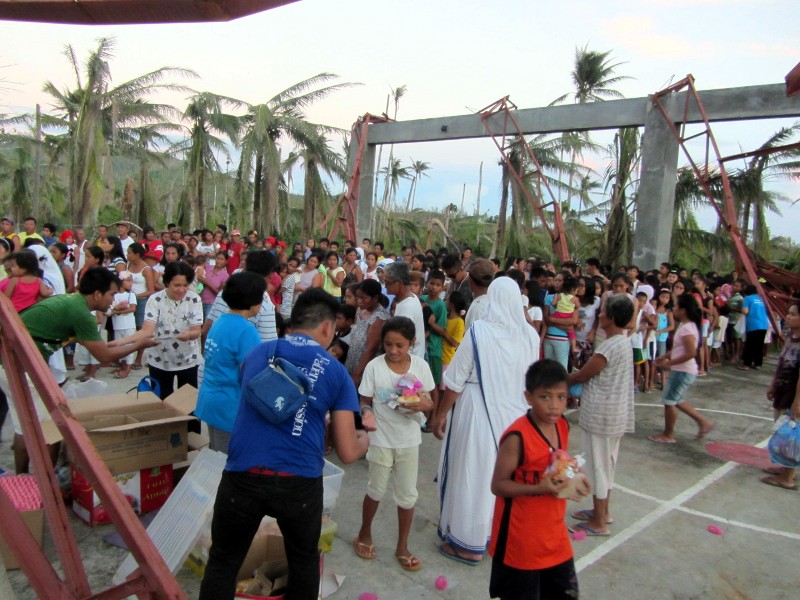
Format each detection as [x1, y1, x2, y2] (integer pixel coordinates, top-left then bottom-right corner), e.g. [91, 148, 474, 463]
[358, 593, 379, 600]
[707, 525, 724, 535]
[572, 530, 587, 541]
[435, 575, 448, 590]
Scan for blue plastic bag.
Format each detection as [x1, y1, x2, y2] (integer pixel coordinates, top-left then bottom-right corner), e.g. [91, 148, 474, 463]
[767, 417, 800, 468]
[127, 375, 161, 399]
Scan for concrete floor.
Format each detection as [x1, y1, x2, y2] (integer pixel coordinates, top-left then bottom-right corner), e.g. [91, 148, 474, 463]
[2, 355, 797, 600]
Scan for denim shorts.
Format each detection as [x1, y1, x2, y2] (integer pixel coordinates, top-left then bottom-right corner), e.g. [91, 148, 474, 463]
[662, 371, 696, 406]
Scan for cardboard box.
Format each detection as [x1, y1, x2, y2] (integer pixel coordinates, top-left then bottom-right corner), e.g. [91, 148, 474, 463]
[0, 475, 45, 570]
[71, 464, 174, 526]
[41, 385, 198, 474]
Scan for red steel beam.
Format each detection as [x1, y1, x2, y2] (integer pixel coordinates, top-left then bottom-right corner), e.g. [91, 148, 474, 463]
[0, 293, 184, 599]
[479, 96, 570, 263]
[652, 75, 788, 333]
[322, 113, 390, 243]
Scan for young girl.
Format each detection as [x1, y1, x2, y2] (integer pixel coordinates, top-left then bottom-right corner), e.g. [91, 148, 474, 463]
[354, 316, 435, 571]
[1, 251, 52, 312]
[654, 288, 675, 390]
[109, 272, 137, 379]
[440, 291, 467, 390]
[550, 276, 580, 356]
[50, 242, 75, 293]
[649, 293, 714, 443]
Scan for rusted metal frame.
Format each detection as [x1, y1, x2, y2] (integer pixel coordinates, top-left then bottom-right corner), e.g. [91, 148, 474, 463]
[0, 334, 92, 598]
[323, 114, 386, 242]
[721, 141, 800, 164]
[0, 296, 185, 599]
[479, 97, 570, 262]
[0, 481, 70, 598]
[652, 77, 783, 333]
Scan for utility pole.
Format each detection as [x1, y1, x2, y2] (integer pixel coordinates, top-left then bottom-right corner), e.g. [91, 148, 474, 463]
[33, 104, 41, 218]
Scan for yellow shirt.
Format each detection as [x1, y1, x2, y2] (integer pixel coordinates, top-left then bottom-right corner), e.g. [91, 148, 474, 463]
[442, 316, 465, 365]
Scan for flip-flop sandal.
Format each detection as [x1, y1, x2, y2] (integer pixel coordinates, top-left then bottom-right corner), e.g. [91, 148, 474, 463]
[568, 523, 611, 537]
[648, 435, 677, 444]
[132, 364, 143, 371]
[763, 466, 783, 476]
[353, 538, 377, 560]
[571, 509, 614, 524]
[438, 544, 481, 566]
[760, 476, 798, 491]
[396, 553, 422, 572]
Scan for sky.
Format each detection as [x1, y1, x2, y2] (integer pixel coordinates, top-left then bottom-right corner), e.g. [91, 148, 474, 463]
[2, 0, 799, 240]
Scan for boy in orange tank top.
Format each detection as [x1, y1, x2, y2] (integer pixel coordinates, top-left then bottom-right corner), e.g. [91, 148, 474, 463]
[488, 360, 590, 600]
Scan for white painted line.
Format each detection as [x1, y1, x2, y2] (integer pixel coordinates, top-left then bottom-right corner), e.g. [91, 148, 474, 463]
[575, 435, 772, 572]
[614, 484, 800, 541]
[634, 402, 773, 421]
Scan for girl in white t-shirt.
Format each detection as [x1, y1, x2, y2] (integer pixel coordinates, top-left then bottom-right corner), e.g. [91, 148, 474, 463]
[109, 272, 138, 378]
[354, 316, 435, 572]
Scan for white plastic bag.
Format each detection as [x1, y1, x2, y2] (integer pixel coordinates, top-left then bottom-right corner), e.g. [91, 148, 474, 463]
[61, 378, 109, 401]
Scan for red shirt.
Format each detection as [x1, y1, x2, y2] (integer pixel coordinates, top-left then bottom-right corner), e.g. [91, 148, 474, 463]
[488, 414, 573, 570]
[227, 242, 244, 274]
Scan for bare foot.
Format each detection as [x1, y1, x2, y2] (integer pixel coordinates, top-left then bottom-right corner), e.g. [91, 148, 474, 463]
[697, 422, 715, 439]
[648, 434, 677, 444]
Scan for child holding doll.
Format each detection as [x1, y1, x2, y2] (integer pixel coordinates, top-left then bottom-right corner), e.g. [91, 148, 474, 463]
[489, 359, 590, 599]
[354, 316, 435, 572]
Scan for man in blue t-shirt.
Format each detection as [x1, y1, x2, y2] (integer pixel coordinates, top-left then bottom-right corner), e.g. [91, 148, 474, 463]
[740, 284, 770, 369]
[200, 289, 370, 600]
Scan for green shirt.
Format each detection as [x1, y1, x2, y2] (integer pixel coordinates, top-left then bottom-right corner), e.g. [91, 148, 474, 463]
[21, 294, 101, 361]
[422, 295, 447, 357]
[727, 293, 743, 325]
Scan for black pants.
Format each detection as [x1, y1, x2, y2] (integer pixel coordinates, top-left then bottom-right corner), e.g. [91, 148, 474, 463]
[199, 471, 323, 600]
[0, 388, 8, 442]
[147, 364, 198, 399]
[742, 329, 767, 367]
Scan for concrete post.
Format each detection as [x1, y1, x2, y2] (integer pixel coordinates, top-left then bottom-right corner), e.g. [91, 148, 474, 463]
[633, 94, 680, 270]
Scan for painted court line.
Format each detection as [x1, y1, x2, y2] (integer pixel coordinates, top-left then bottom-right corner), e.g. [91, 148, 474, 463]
[634, 403, 773, 421]
[575, 435, 772, 572]
[614, 484, 800, 541]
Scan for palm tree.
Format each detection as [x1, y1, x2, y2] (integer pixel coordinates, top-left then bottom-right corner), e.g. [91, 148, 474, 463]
[236, 73, 354, 236]
[732, 122, 800, 258]
[177, 92, 241, 231]
[41, 38, 195, 225]
[552, 45, 631, 211]
[373, 85, 407, 227]
[404, 159, 431, 212]
[601, 127, 640, 268]
[283, 132, 348, 239]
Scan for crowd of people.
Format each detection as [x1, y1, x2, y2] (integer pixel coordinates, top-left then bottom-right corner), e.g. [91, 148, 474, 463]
[1, 214, 797, 600]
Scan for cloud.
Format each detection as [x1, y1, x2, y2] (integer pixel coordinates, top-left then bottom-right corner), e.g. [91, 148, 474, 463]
[601, 14, 718, 61]
[740, 42, 799, 59]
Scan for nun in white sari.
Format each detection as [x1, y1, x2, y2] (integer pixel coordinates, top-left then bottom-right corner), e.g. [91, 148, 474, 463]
[434, 276, 540, 563]
[30, 245, 68, 383]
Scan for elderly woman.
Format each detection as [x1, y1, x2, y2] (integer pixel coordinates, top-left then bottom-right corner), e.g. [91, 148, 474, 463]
[112, 261, 203, 398]
[433, 276, 540, 565]
[567, 294, 635, 536]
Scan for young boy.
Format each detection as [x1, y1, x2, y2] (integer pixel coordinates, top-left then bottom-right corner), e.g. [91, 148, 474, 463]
[489, 359, 589, 600]
[421, 270, 447, 431]
[335, 304, 356, 345]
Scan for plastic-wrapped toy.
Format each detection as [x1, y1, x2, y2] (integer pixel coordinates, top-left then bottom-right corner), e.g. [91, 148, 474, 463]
[396, 373, 423, 405]
[544, 449, 591, 499]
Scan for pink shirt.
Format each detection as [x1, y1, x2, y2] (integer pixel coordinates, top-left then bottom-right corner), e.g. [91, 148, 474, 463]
[200, 265, 229, 305]
[671, 321, 699, 374]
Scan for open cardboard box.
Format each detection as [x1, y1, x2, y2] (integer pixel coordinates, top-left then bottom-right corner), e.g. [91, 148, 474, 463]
[40, 385, 198, 474]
